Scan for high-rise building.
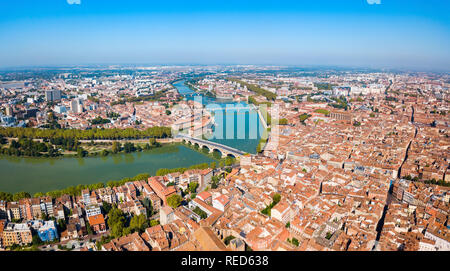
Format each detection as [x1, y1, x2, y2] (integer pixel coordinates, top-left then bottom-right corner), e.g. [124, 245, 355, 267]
[5, 106, 13, 116]
[45, 90, 62, 102]
[71, 99, 83, 113]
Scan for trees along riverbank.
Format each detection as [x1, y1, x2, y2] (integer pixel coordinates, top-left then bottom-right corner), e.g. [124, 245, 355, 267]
[0, 126, 172, 140]
[0, 127, 171, 158]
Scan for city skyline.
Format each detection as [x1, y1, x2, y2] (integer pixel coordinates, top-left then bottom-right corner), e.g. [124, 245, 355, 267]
[0, 0, 449, 70]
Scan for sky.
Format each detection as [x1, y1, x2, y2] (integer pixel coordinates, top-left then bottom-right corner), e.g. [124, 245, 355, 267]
[0, 0, 449, 70]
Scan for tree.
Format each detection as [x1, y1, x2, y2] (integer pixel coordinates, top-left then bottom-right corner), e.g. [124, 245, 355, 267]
[272, 193, 281, 205]
[278, 118, 288, 125]
[166, 194, 182, 209]
[0, 135, 6, 145]
[77, 147, 87, 157]
[150, 219, 160, 227]
[41, 212, 49, 221]
[256, 144, 262, 153]
[85, 221, 94, 235]
[149, 138, 156, 146]
[12, 191, 31, 202]
[107, 207, 127, 237]
[32, 234, 43, 246]
[107, 207, 126, 228]
[142, 197, 153, 216]
[288, 237, 299, 246]
[129, 214, 148, 234]
[189, 182, 199, 194]
[212, 150, 222, 160]
[211, 175, 220, 189]
[111, 222, 124, 238]
[102, 201, 113, 214]
[225, 156, 235, 166]
[33, 192, 44, 198]
[224, 235, 236, 245]
[0, 191, 13, 202]
[123, 142, 136, 153]
[57, 218, 67, 232]
[193, 206, 207, 219]
[112, 142, 121, 153]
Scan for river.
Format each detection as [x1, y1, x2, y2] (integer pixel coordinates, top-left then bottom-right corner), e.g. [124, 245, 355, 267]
[173, 80, 264, 154]
[0, 144, 214, 194]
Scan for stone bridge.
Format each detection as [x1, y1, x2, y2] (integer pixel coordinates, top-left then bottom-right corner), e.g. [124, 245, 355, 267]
[176, 134, 246, 158]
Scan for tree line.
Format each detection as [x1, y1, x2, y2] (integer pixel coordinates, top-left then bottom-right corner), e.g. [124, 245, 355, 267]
[0, 126, 172, 140]
[1, 137, 60, 157]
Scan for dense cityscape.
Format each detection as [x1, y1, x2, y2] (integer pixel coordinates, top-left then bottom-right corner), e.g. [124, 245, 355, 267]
[0, 65, 448, 251]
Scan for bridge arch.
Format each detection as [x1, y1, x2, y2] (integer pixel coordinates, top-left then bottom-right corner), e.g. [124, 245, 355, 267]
[211, 148, 223, 159]
[201, 145, 211, 154]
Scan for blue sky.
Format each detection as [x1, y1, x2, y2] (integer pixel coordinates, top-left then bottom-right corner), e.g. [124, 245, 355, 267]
[0, 0, 449, 70]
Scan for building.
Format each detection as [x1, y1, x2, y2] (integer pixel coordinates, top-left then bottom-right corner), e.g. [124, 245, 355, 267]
[271, 201, 291, 225]
[102, 232, 150, 251]
[148, 177, 177, 206]
[30, 220, 59, 242]
[329, 111, 352, 122]
[2, 223, 32, 247]
[5, 106, 13, 116]
[30, 198, 42, 219]
[7, 202, 22, 221]
[160, 206, 175, 225]
[424, 229, 450, 251]
[192, 227, 228, 251]
[42, 196, 54, 217]
[88, 214, 106, 234]
[19, 198, 33, 221]
[54, 105, 67, 114]
[0, 219, 5, 248]
[0, 201, 7, 219]
[45, 90, 62, 102]
[201, 168, 213, 188]
[85, 204, 101, 217]
[71, 98, 83, 113]
[212, 195, 230, 212]
[197, 191, 212, 205]
[82, 189, 90, 205]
